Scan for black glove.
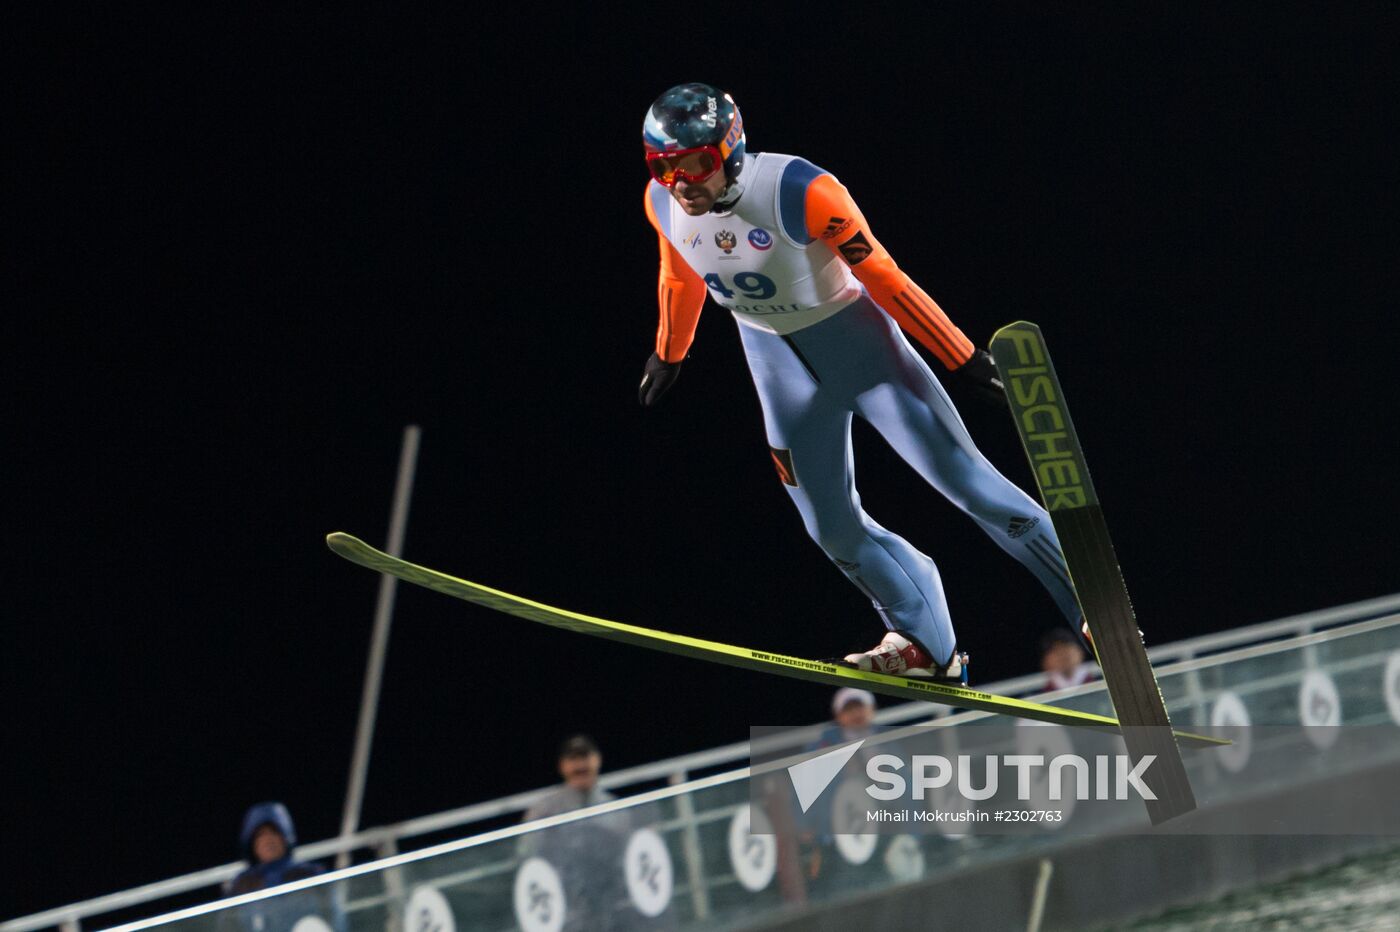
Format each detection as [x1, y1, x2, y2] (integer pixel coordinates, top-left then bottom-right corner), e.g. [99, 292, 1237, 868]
[954, 348, 1008, 409]
[638, 352, 683, 406]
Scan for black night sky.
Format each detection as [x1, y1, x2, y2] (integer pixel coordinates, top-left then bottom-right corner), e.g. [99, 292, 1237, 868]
[9, 4, 1398, 920]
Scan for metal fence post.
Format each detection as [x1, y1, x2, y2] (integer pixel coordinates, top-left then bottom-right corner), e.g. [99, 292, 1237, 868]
[669, 770, 711, 922]
[377, 838, 405, 932]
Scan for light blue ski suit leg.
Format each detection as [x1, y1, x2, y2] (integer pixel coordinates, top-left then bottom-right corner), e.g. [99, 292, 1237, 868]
[736, 295, 1081, 663]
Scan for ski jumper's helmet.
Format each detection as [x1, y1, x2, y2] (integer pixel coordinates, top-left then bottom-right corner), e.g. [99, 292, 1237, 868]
[642, 83, 746, 184]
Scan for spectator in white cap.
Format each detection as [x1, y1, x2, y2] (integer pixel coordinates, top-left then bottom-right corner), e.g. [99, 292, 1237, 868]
[830, 687, 877, 738]
[794, 688, 884, 887]
[806, 688, 878, 753]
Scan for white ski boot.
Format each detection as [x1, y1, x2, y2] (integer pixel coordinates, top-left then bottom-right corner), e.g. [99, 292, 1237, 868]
[841, 632, 969, 685]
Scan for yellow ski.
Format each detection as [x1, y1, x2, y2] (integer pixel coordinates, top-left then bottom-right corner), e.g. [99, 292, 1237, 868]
[326, 533, 1225, 748]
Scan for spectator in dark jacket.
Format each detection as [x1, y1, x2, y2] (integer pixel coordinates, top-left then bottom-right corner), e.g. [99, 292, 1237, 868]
[220, 802, 339, 932]
[226, 802, 325, 895]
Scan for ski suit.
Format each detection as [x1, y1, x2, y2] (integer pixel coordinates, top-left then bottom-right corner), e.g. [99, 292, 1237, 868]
[643, 152, 1081, 662]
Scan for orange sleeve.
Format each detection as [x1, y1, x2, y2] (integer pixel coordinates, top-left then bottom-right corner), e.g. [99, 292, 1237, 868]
[643, 186, 707, 364]
[804, 174, 975, 369]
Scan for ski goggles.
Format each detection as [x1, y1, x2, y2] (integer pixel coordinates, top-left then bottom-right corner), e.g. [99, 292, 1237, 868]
[645, 145, 723, 187]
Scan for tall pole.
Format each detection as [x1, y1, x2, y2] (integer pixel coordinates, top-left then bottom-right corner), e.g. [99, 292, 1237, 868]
[337, 425, 421, 868]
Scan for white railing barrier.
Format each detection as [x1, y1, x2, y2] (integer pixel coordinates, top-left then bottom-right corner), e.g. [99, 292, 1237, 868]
[5, 592, 1398, 932]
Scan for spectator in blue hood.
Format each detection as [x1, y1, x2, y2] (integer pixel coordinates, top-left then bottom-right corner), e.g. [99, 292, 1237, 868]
[226, 802, 325, 895]
[218, 802, 341, 932]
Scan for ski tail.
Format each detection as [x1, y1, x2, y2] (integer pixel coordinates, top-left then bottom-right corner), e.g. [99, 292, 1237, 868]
[990, 321, 1198, 824]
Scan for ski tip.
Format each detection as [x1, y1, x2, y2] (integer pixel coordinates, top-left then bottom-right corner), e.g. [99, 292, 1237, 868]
[326, 531, 363, 552]
[990, 320, 1041, 341]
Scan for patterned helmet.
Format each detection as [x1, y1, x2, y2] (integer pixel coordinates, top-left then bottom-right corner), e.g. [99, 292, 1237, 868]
[642, 83, 746, 182]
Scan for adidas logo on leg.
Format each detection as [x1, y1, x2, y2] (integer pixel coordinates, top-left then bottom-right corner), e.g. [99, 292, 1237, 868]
[1007, 516, 1039, 538]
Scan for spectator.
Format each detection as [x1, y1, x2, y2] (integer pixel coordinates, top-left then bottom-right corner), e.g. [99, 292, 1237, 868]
[220, 802, 339, 932]
[819, 687, 878, 745]
[1040, 627, 1095, 691]
[517, 736, 641, 930]
[521, 735, 614, 824]
[797, 689, 950, 898]
[226, 802, 324, 895]
[789, 689, 892, 895]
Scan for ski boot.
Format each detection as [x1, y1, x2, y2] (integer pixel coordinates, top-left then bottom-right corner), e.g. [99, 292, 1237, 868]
[839, 632, 969, 685]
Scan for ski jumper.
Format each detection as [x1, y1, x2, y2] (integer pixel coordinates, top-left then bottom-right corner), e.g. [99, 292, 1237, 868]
[643, 152, 1082, 661]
